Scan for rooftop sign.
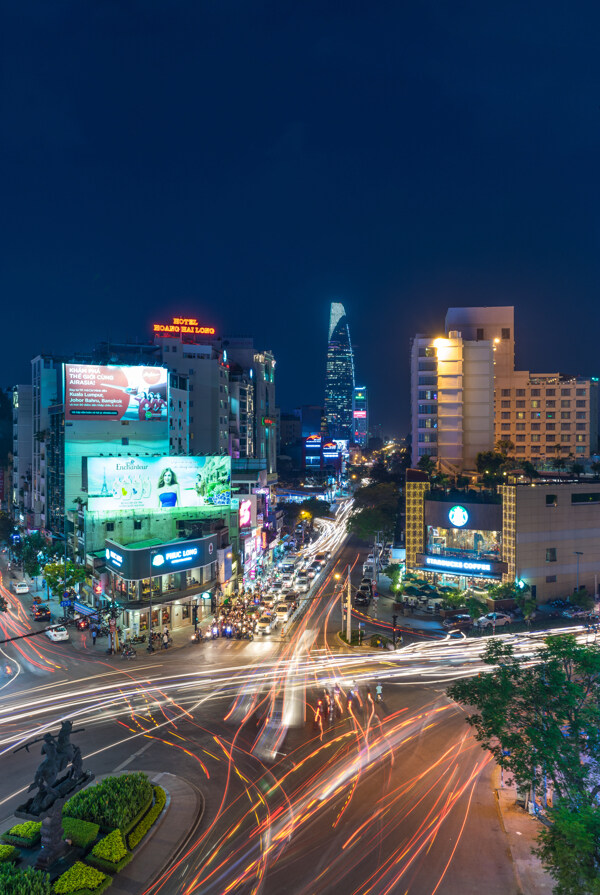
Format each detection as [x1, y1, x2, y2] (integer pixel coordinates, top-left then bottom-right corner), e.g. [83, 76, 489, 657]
[153, 317, 216, 337]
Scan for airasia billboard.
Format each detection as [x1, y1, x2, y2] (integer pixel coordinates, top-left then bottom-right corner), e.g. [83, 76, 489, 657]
[65, 365, 168, 422]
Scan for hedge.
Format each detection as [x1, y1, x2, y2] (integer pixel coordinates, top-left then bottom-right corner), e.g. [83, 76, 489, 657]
[127, 786, 166, 850]
[0, 863, 50, 895]
[0, 843, 18, 863]
[61, 818, 100, 849]
[64, 773, 153, 832]
[52, 861, 109, 895]
[87, 830, 132, 874]
[2, 820, 42, 848]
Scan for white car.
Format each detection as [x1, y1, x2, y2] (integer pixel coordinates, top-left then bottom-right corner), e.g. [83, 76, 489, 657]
[14, 582, 29, 595]
[275, 603, 290, 623]
[477, 612, 512, 628]
[256, 615, 274, 635]
[45, 626, 70, 642]
[295, 574, 309, 593]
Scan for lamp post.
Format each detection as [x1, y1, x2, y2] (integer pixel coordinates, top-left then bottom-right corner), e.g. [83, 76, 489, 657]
[346, 563, 352, 643]
[574, 551, 583, 599]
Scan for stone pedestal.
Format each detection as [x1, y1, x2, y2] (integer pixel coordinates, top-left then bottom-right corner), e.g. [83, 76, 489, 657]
[35, 798, 68, 870]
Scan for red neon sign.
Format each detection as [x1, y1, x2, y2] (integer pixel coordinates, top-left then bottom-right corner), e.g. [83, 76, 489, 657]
[353, 410, 367, 418]
[153, 317, 216, 337]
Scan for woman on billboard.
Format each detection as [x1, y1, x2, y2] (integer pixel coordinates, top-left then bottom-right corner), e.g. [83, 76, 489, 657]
[157, 467, 180, 509]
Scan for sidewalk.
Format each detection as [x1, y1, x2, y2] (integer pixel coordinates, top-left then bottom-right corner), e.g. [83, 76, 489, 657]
[493, 767, 553, 895]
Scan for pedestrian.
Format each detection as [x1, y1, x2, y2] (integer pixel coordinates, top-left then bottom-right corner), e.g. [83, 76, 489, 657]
[162, 631, 169, 650]
[91, 625, 97, 646]
[376, 683, 383, 703]
[163, 624, 169, 636]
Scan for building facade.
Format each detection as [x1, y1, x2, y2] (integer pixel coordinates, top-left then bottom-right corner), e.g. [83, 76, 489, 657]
[324, 302, 355, 440]
[352, 386, 368, 446]
[406, 471, 600, 602]
[11, 385, 33, 524]
[410, 334, 494, 472]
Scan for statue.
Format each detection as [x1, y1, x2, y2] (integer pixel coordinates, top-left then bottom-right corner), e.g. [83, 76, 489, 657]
[14, 721, 94, 867]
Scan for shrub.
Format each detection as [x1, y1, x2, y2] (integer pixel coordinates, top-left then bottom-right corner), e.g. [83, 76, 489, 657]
[0, 843, 17, 863]
[2, 820, 42, 847]
[64, 773, 152, 831]
[0, 863, 51, 894]
[62, 817, 100, 849]
[87, 829, 132, 872]
[53, 861, 108, 895]
[127, 786, 166, 850]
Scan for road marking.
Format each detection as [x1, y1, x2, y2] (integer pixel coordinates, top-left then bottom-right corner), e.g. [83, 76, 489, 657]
[112, 739, 154, 772]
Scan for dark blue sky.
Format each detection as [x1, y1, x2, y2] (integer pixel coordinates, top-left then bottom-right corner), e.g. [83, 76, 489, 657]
[3, 1, 600, 433]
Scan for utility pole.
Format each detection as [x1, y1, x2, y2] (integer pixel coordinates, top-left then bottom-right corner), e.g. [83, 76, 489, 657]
[346, 563, 352, 643]
[574, 551, 583, 599]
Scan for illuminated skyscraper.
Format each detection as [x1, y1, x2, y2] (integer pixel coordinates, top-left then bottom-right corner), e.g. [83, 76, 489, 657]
[325, 302, 355, 439]
[353, 386, 368, 446]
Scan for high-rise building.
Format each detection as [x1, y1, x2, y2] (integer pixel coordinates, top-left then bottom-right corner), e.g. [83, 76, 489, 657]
[324, 302, 355, 440]
[410, 333, 494, 473]
[353, 386, 368, 446]
[11, 384, 33, 524]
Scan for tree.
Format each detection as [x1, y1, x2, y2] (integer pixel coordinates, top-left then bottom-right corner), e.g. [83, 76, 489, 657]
[298, 498, 331, 531]
[495, 439, 515, 457]
[570, 462, 585, 479]
[43, 560, 86, 598]
[448, 636, 600, 887]
[475, 450, 506, 486]
[521, 460, 539, 483]
[21, 532, 54, 579]
[591, 461, 600, 481]
[348, 483, 398, 541]
[0, 511, 13, 543]
[417, 454, 435, 475]
[534, 804, 600, 895]
[465, 595, 486, 622]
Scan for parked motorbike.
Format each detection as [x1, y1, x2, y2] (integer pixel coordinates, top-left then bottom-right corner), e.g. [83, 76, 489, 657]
[130, 633, 146, 644]
[190, 630, 203, 644]
[121, 645, 137, 660]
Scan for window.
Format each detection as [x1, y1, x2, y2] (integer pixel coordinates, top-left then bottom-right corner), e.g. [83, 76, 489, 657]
[516, 400, 526, 408]
[134, 520, 142, 530]
[576, 423, 586, 431]
[106, 522, 115, 532]
[531, 434, 540, 442]
[531, 445, 541, 452]
[501, 423, 511, 430]
[561, 435, 570, 442]
[561, 423, 571, 431]
[546, 389, 555, 396]
[531, 400, 540, 408]
[531, 411, 541, 419]
[121, 437, 129, 446]
[576, 412, 586, 419]
[546, 548, 557, 562]
[561, 400, 571, 408]
[501, 389, 511, 397]
[576, 435, 585, 442]
[516, 423, 525, 431]
[576, 388, 587, 396]
[576, 400, 586, 408]
[418, 390, 437, 400]
[501, 400, 511, 408]
[546, 434, 556, 441]
[531, 423, 541, 430]
[577, 446, 586, 453]
[546, 494, 557, 506]
[515, 434, 526, 442]
[516, 446, 526, 453]
[561, 389, 571, 396]
[546, 400, 555, 407]
[546, 575, 557, 583]
[572, 492, 600, 504]
[502, 328, 510, 339]
[516, 389, 526, 396]
[476, 328, 484, 340]
[516, 412, 525, 419]
[546, 412, 555, 419]
[501, 412, 511, 419]
[531, 389, 540, 397]
[561, 412, 571, 420]
[419, 376, 436, 386]
[546, 423, 555, 431]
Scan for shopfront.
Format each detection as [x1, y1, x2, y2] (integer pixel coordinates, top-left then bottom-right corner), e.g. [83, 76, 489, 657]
[104, 535, 218, 633]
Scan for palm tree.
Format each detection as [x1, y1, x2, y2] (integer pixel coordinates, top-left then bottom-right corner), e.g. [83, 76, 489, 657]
[417, 455, 436, 475]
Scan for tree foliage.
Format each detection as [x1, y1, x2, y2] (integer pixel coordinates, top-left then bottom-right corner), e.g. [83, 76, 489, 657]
[43, 560, 86, 597]
[348, 483, 397, 541]
[448, 635, 600, 890]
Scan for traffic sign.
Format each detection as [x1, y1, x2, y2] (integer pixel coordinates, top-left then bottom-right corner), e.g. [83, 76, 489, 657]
[60, 599, 72, 608]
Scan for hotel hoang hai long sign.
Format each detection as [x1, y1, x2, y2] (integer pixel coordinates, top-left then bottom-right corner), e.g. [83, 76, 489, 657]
[153, 317, 216, 337]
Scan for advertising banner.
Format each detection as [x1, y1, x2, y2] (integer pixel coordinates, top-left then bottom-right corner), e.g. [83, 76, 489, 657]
[65, 365, 168, 422]
[87, 455, 231, 513]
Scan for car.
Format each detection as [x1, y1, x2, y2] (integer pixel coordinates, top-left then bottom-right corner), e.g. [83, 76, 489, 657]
[306, 567, 317, 580]
[32, 606, 51, 622]
[442, 614, 474, 630]
[361, 577, 373, 587]
[14, 582, 29, 595]
[358, 582, 372, 595]
[256, 615, 274, 635]
[45, 626, 69, 642]
[295, 574, 309, 593]
[562, 607, 590, 619]
[476, 612, 512, 628]
[315, 553, 327, 565]
[355, 594, 370, 607]
[275, 604, 290, 623]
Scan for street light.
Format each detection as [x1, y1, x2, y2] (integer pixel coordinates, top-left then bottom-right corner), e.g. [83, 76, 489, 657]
[574, 551, 583, 599]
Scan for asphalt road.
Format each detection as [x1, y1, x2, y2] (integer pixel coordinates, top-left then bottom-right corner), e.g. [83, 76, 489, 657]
[0, 536, 519, 895]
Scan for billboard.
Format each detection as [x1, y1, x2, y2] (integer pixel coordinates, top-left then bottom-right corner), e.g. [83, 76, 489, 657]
[65, 365, 168, 422]
[87, 455, 231, 513]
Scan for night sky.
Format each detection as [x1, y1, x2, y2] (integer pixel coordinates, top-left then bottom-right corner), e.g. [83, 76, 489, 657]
[3, 2, 600, 434]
